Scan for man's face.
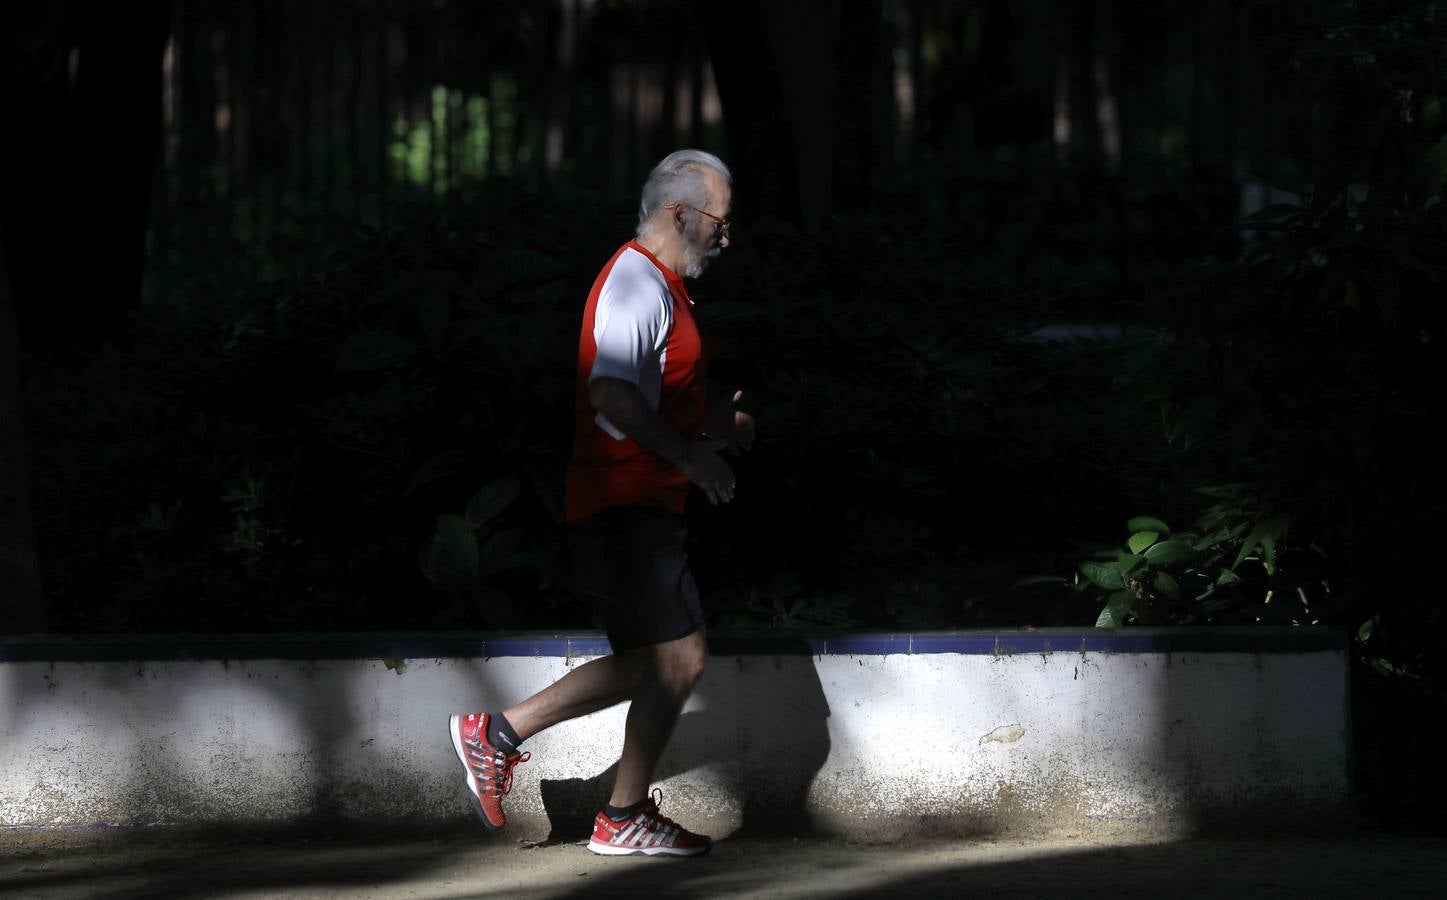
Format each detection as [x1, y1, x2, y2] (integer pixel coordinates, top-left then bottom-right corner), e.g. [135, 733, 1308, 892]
[681, 171, 731, 279]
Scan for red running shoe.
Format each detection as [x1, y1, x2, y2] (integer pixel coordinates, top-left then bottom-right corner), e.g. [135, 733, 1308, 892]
[448, 712, 529, 831]
[587, 789, 712, 857]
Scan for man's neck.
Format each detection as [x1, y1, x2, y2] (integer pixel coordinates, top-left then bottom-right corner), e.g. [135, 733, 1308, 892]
[635, 232, 685, 277]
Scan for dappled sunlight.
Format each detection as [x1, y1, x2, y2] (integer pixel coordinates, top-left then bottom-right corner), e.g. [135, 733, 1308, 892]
[11, 830, 1444, 898]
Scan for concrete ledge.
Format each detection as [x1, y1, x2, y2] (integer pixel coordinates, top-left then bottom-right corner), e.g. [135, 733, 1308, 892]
[0, 629, 1350, 838]
[0, 627, 1346, 660]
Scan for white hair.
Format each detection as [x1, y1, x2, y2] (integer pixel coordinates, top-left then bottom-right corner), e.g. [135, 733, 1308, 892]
[636, 149, 732, 238]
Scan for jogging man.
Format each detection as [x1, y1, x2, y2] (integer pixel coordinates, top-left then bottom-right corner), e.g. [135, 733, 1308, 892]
[449, 149, 753, 857]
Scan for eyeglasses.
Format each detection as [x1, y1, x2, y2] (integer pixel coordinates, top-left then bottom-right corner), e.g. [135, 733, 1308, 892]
[665, 202, 730, 239]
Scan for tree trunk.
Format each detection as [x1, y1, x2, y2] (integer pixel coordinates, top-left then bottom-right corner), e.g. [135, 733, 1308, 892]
[0, 224, 46, 634]
[906, 0, 926, 154]
[830, 0, 886, 213]
[700, 0, 802, 224]
[376, 0, 390, 226]
[1189, 0, 1202, 173]
[1066, 0, 1102, 168]
[2, 2, 168, 354]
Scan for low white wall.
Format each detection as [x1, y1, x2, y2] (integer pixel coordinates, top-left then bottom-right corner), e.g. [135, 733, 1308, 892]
[0, 631, 1350, 838]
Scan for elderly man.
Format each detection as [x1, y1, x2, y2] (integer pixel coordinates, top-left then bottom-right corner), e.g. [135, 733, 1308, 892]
[449, 150, 753, 857]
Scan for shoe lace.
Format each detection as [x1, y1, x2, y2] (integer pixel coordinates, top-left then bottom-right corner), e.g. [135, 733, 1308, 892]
[494, 750, 530, 797]
[639, 787, 681, 832]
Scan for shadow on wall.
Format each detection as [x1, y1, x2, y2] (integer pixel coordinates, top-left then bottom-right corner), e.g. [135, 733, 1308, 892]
[538, 638, 831, 841]
[242, 654, 503, 827]
[0, 648, 501, 829]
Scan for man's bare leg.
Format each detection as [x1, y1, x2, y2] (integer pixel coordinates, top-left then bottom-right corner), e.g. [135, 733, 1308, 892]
[502, 650, 650, 741]
[608, 629, 708, 807]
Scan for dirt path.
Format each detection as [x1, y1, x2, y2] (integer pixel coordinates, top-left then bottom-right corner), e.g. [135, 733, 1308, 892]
[2, 828, 1444, 898]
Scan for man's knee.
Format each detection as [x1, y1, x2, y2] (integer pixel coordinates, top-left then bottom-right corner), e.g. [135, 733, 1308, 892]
[652, 630, 707, 695]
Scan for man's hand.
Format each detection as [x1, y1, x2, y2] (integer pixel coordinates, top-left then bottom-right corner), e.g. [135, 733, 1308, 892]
[706, 389, 756, 454]
[681, 439, 735, 504]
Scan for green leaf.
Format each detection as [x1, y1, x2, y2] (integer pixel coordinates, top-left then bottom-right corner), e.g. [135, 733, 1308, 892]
[1195, 483, 1250, 499]
[1151, 570, 1180, 602]
[333, 330, 419, 373]
[1095, 590, 1135, 627]
[403, 450, 474, 496]
[1143, 540, 1196, 566]
[1215, 568, 1241, 587]
[1127, 516, 1171, 535]
[1115, 553, 1146, 577]
[1010, 576, 1070, 590]
[1127, 531, 1160, 554]
[478, 528, 540, 577]
[420, 513, 479, 587]
[436, 514, 477, 561]
[1231, 515, 1289, 571]
[1357, 617, 1374, 644]
[465, 474, 522, 529]
[1193, 522, 1248, 550]
[1080, 561, 1126, 590]
[1242, 203, 1302, 223]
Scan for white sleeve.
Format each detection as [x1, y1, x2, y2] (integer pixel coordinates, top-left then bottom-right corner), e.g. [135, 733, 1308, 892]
[589, 268, 670, 385]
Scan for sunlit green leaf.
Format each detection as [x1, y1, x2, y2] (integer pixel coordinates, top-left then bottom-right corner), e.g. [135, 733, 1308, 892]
[1096, 590, 1135, 627]
[1127, 516, 1170, 535]
[1151, 570, 1180, 601]
[1115, 553, 1146, 577]
[1193, 522, 1248, 550]
[1231, 514, 1289, 571]
[1080, 561, 1126, 590]
[1143, 540, 1195, 565]
[1127, 531, 1159, 553]
[1357, 617, 1374, 644]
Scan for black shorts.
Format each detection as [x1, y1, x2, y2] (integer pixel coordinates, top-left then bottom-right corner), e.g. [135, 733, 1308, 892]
[568, 506, 704, 653]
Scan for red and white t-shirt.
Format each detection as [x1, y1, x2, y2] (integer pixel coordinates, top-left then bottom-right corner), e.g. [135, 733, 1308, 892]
[565, 240, 707, 523]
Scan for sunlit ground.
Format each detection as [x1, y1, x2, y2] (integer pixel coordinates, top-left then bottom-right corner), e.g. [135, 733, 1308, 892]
[3, 828, 1445, 898]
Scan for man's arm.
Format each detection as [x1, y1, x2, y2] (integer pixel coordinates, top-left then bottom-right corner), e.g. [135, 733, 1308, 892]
[589, 376, 736, 505]
[703, 389, 756, 454]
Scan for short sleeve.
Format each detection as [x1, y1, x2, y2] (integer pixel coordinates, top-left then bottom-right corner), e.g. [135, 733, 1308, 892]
[589, 266, 670, 384]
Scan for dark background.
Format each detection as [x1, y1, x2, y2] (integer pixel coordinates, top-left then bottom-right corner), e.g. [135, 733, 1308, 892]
[1, 0, 1444, 827]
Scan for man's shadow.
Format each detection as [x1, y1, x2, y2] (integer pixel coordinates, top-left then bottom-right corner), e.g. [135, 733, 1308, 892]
[539, 637, 830, 840]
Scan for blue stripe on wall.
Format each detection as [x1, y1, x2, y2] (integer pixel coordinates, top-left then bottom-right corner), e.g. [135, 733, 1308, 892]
[0, 627, 1345, 662]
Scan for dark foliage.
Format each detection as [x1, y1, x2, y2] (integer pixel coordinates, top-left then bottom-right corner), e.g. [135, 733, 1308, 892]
[1010, 0, 1447, 828]
[25, 165, 1233, 635]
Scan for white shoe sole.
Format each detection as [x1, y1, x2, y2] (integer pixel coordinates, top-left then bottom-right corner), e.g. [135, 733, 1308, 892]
[448, 715, 473, 786]
[449, 714, 502, 831]
[586, 839, 710, 857]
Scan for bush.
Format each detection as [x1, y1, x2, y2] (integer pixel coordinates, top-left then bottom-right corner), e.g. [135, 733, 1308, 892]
[27, 173, 1219, 633]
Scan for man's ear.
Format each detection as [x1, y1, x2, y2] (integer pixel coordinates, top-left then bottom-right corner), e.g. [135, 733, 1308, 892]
[672, 204, 689, 233]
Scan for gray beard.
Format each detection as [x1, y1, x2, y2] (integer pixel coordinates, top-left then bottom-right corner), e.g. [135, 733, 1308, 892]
[681, 242, 720, 279]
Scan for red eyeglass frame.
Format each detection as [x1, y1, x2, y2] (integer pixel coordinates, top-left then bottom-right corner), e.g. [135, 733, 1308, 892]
[665, 202, 730, 237]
